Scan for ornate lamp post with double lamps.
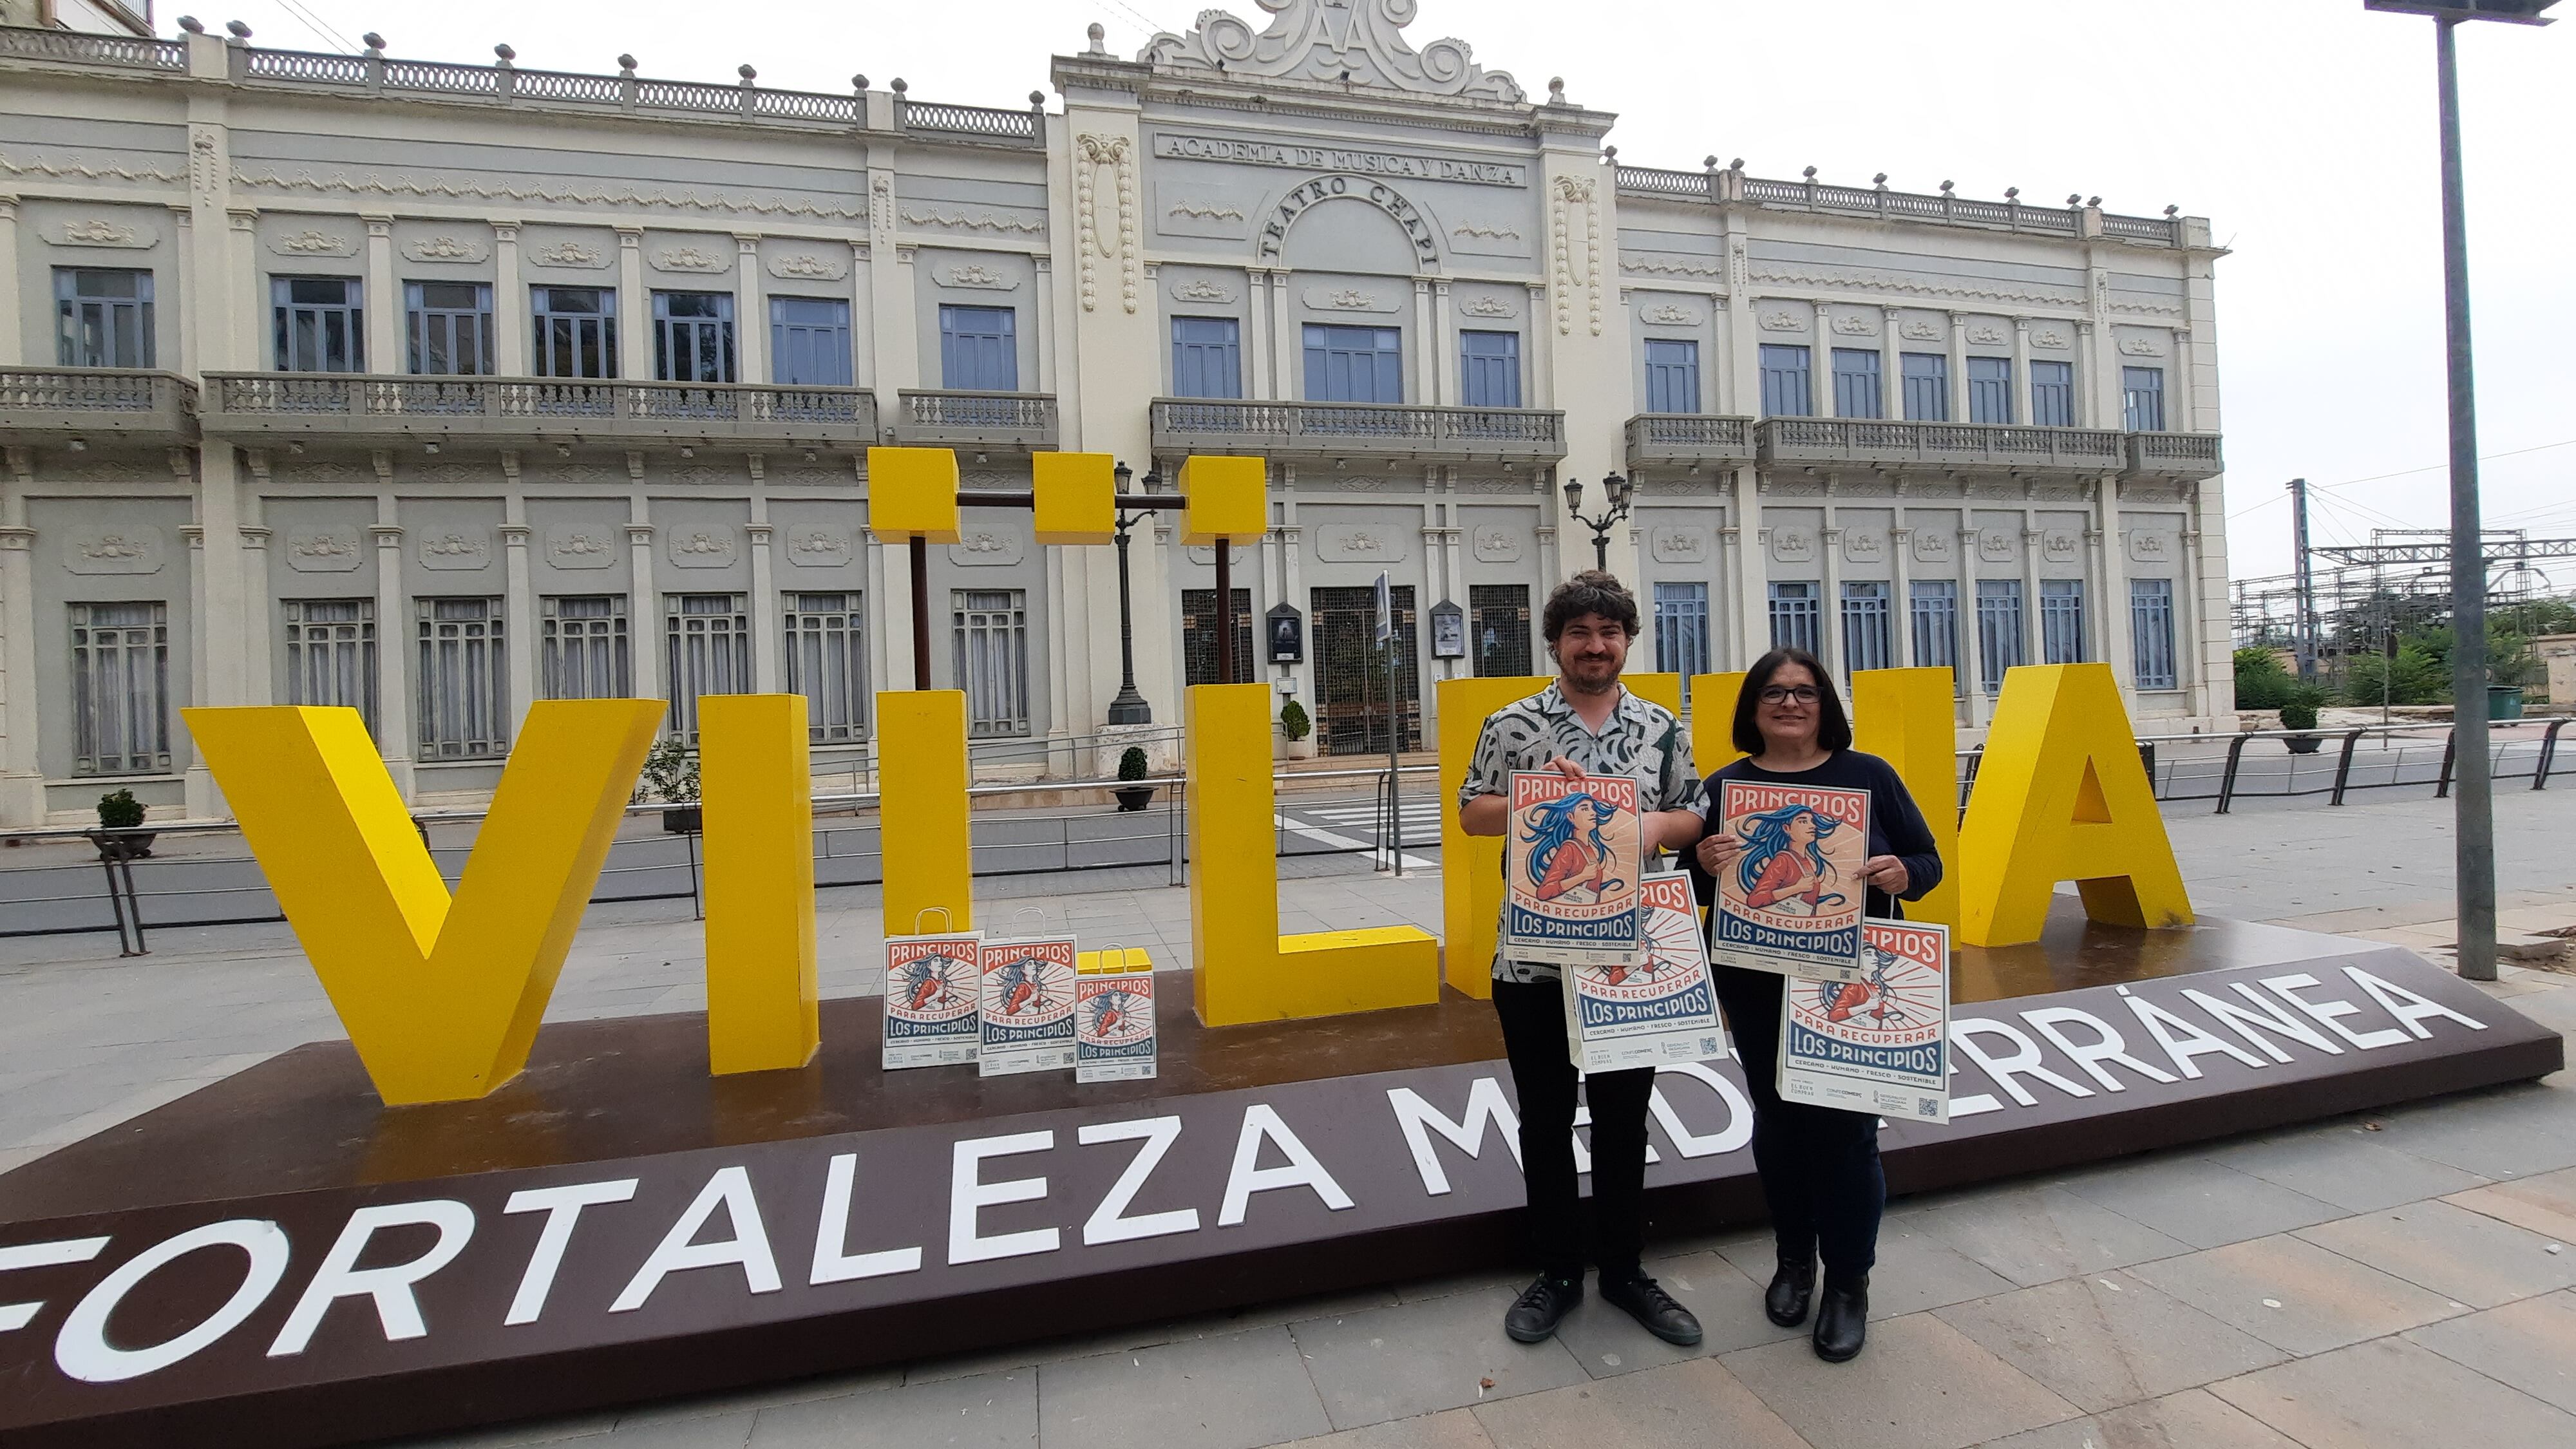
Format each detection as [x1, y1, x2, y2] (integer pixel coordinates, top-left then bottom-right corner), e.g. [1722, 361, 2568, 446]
[1104, 461, 1165, 725]
[1563, 471, 1636, 571]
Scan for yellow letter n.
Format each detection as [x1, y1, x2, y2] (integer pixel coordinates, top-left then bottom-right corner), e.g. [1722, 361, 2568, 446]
[183, 700, 664, 1104]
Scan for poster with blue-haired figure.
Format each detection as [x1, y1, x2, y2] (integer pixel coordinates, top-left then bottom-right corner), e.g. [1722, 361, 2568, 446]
[1502, 770, 1645, 965]
[1713, 779, 1871, 980]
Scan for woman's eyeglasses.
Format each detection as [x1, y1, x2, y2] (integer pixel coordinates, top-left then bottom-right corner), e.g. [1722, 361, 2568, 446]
[1758, 685, 1821, 704]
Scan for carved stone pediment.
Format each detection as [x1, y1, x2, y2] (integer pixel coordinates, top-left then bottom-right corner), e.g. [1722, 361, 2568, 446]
[1140, 0, 1526, 104]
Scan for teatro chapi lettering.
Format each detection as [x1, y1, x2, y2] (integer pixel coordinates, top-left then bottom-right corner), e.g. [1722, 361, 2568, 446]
[1258, 174, 1441, 262]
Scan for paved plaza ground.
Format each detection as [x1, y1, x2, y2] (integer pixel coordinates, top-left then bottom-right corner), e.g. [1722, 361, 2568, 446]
[1, 788, 2573, 1446]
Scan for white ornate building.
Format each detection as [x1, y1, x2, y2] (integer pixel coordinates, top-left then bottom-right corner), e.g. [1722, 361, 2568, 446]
[0, 3, 2231, 824]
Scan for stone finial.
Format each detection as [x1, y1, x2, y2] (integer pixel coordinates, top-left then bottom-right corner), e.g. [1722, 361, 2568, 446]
[362, 32, 384, 54]
[2066, 193, 2083, 206]
[1802, 165, 1817, 180]
[851, 73, 868, 91]
[891, 77, 908, 94]
[1087, 21, 1106, 54]
[1873, 172, 1888, 186]
[2086, 195, 2102, 207]
[1546, 76, 1565, 102]
[176, 14, 203, 32]
[1728, 157, 1744, 171]
[1939, 179, 1955, 193]
[1603, 144, 1617, 162]
[618, 53, 638, 74]
[2004, 185, 2019, 199]
[739, 64, 757, 80]
[1030, 90, 1046, 105]
[223, 19, 251, 39]
[2164, 204, 2181, 217]
[1703, 155, 1719, 169]
[493, 43, 516, 63]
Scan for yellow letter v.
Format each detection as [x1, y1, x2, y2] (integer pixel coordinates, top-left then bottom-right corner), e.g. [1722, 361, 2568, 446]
[183, 699, 665, 1104]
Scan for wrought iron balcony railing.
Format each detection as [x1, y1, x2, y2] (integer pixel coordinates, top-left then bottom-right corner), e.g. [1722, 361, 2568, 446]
[891, 390, 1059, 450]
[0, 368, 200, 446]
[199, 374, 877, 444]
[1150, 398, 1566, 463]
[1623, 413, 1757, 469]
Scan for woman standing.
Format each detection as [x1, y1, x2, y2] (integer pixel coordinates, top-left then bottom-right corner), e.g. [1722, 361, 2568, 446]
[1688, 649, 1944, 1363]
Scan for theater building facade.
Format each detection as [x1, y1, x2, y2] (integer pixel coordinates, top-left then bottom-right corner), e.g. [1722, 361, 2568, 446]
[0, 3, 2231, 823]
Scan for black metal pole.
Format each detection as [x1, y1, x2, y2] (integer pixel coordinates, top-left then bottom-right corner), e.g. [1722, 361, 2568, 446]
[1108, 513, 1150, 723]
[909, 535, 932, 691]
[2436, 15, 2496, 981]
[2288, 477, 2316, 681]
[1213, 542, 1235, 686]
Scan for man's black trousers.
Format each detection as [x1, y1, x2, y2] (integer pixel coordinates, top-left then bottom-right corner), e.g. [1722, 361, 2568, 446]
[1490, 977, 1655, 1283]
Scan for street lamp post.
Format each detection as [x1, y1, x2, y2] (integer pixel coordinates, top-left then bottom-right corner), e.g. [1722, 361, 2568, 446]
[2364, 0, 2555, 982]
[1105, 462, 1159, 725]
[1563, 471, 1636, 572]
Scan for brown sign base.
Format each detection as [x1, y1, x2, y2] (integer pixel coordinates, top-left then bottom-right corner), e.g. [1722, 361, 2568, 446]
[0, 907, 2558, 1447]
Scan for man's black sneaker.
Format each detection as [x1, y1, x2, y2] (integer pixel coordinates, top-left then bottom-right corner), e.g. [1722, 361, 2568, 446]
[1503, 1274, 1583, 1343]
[1600, 1273, 1703, 1347]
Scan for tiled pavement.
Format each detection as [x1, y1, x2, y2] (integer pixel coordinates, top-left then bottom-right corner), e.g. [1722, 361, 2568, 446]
[2, 790, 2573, 1446]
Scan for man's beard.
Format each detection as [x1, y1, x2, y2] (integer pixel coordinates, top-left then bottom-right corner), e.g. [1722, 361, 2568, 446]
[1561, 654, 1620, 695]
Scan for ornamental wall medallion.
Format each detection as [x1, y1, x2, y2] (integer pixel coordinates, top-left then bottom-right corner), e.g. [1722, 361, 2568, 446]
[1900, 319, 1943, 341]
[1649, 526, 1707, 564]
[1841, 530, 1886, 564]
[2043, 532, 2082, 562]
[949, 532, 1025, 566]
[2119, 335, 2166, 357]
[545, 527, 618, 569]
[1184, 544, 1250, 565]
[1967, 325, 2007, 345]
[1980, 530, 2018, 562]
[653, 245, 731, 274]
[1471, 527, 1522, 562]
[786, 528, 854, 567]
[768, 253, 849, 281]
[945, 264, 1019, 290]
[418, 531, 493, 571]
[1757, 310, 1806, 332]
[1769, 528, 1816, 564]
[1316, 527, 1403, 562]
[1911, 529, 1953, 564]
[2128, 531, 2173, 564]
[1303, 286, 1394, 312]
[1830, 314, 1879, 337]
[269, 229, 360, 258]
[64, 527, 164, 575]
[1168, 278, 1238, 304]
[530, 240, 611, 269]
[2029, 328, 2070, 349]
[57, 218, 156, 249]
[1639, 303, 1701, 327]
[402, 236, 489, 264]
[285, 527, 365, 573]
[1459, 294, 1518, 319]
[667, 528, 739, 568]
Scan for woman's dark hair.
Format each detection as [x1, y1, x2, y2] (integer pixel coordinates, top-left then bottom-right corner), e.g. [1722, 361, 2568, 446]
[1542, 570, 1640, 643]
[1732, 648, 1853, 756]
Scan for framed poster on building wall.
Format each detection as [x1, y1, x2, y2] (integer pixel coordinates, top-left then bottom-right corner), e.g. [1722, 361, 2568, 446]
[1267, 603, 1305, 664]
[1430, 599, 1466, 659]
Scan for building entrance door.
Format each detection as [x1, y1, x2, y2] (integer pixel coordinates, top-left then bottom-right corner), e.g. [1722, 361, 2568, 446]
[1311, 584, 1419, 756]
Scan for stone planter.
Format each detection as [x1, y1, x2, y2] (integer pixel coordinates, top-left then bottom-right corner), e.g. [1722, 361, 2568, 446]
[1112, 786, 1156, 813]
[2284, 734, 2323, 755]
[661, 806, 703, 833]
[1285, 737, 1316, 761]
[91, 830, 156, 862]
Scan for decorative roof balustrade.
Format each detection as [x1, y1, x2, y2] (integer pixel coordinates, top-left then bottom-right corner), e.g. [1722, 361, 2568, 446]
[1614, 163, 2183, 245]
[0, 26, 182, 71]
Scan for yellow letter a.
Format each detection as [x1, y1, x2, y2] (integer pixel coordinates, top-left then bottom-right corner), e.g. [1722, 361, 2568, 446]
[1955, 663, 2193, 947]
[182, 699, 665, 1104]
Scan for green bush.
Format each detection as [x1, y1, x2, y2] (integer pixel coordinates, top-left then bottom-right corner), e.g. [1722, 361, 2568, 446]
[2277, 697, 2319, 732]
[1117, 746, 1150, 782]
[1280, 698, 1311, 741]
[2341, 645, 2450, 706]
[634, 737, 699, 804]
[96, 789, 146, 830]
[2233, 647, 2297, 710]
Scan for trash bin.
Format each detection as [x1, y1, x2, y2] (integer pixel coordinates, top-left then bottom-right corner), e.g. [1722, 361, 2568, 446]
[2488, 685, 2525, 721]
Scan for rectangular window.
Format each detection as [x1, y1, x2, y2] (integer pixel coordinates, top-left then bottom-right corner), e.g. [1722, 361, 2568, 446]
[938, 305, 1019, 392]
[1459, 330, 1522, 408]
[1182, 588, 1255, 685]
[2041, 578, 2087, 665]
[1910, 580, 1960, 692]
[1976, 580, 2025, 696]
[2031, 359, 2075, 428]
[784, 591, 868, 743]
[654, 291, 736, 384]
[532, 287, 617, 379]
[770, 297, 853, 387]
[55, 268, 155, 369]
[952, 589, 1031, 737]
[2123, 366, 2166, 431]
[540, 595, 630, 699]
[272, 276, 363, 373]
[1968, 356, 2014, 425]
[416, 598, 507, 760]
[1653, 582, 1710, 693]
[1767, 581, 1821, 655]
[404, 281, 493, 377]
[1841, 582, 1892, 673]
[2131, 578, 2179, 690]
[1644, 338, 1701, 415]
[1900, 352, 1949, 421]
[283, 598, 377, 726]
[664, 592, 751, 743]
[1170, 316, 1244, 400]
[1302, 323, 1402, 403]
[1757, 344, 1812, 418]
[1831, 348, 1884, 420]
[1469, 584, 1531, 678]
[70, 601, 169, 775]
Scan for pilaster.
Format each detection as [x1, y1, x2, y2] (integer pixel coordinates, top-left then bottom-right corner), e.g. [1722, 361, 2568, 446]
[0, 450, 37, 824]
[492, 222, 526, 376]
[370, 507, 417, 798]
[363, 214, 399, 374]
[615, 227, 648, 381]
[1889, 523, 1915, 668]
[1958, 527, 1989, 730]
[0, 197, 20, 366]
[735, 234, 768, 384]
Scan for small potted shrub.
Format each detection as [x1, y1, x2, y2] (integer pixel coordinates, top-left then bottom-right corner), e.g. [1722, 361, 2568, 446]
[637, 737, 702, 831]
[1280, 698, 1315, 761]
[1112, 746, 1155, 812]
[2279, 694, 2323, 755]
[93, 788, 154, 860]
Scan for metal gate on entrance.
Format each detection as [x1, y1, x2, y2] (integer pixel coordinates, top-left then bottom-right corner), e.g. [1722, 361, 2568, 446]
[1312, 584, 1420, 755]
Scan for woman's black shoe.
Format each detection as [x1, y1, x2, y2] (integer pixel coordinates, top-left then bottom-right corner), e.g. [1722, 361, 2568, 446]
[1504, 1274, 1583, 1343]
[1764, 1258, 1816, 1328]
[1812, 1279, 1868, 1362]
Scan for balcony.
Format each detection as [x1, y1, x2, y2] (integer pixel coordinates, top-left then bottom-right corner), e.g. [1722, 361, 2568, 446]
[1757, 418, 2128, 478]
[1149, 398, 1566, 466]
[1623, 413, 1757, 471]
[891, 390, 1059, 451]
[2123, 431, 2226, 482]
[198, 374, 878, 447]
[0, 368, 200, 448]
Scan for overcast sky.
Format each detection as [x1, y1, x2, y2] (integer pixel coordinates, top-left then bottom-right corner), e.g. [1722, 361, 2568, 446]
[200, 0, 2576, 583]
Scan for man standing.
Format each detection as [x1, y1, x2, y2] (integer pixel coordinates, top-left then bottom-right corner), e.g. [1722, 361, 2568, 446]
[1459, 571, 1706, 1346]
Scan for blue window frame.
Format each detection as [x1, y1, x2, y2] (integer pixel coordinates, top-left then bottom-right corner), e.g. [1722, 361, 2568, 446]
[652, 291, 735, 384]
[770, 297, 852, 386]
[532, 286, 616, 379]
[2031, 359, 2075, 427]
[1302, 323, 1401, 403]
[1911, 580, 1960, 693]
[273, 276, 363, 373]
[1900, 352, 1948, 421]
[1768, 581, 1821, 654]
[1976, 579, 2025, 694]
[57, 268, 155, 369]
[1652, 582, 1709, 692]
[1644, 339, 1700, 415]
[1758, 344, 1812, 417]
[2041, 579, 2087, 665]
[1842, 582, 1892, 672]
[1459, 330, 1521, 408]
[940, 305, 1019, 392]
[2123, 366, 2166, 431]
[1968, 356, 2014, 424]
[2131, 578, 2178, 690]
[1831, 349, 1883, 419]
[1170, 316, 1242, 399]
[406, 281, 493, 377]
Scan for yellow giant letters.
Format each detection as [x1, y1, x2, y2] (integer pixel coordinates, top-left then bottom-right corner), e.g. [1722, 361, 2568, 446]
[1852, 667, 1964, 927]
[1956, 663, 2193, 945]
[699, 694, 820, 1074]
[183, 699, 662, 1104]
[1435, 674, 1552, 999]
[877, 690, 974, 934]
[1189, 683, 1440, 1023]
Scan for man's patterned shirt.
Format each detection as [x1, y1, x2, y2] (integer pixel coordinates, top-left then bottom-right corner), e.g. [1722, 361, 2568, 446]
[1458, 682, 1701, 983]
